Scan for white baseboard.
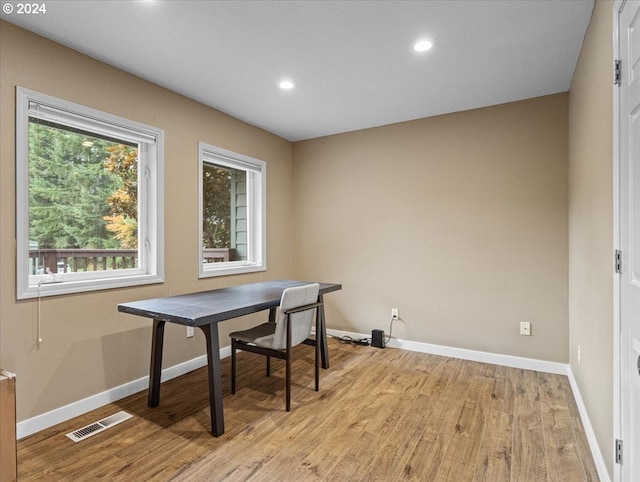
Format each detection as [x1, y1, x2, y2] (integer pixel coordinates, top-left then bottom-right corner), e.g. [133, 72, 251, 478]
[17, 346, 231, 440]
[566, 365, 611, 482]
[16, 330, 608, 482]
[327, 328, 568, 374]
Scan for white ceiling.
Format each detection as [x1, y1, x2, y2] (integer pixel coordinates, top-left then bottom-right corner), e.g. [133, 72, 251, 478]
[1, 0, 595, 141]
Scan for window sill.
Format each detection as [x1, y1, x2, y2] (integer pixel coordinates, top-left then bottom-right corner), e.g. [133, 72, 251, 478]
[199, 262, 266, 279]
[18, 273, 164, 300]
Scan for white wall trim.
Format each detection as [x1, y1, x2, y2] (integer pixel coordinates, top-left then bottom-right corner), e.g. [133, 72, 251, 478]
[567, 365, 612, 482]
[327, 328, 568, 374]
[16, 346, 231, 439]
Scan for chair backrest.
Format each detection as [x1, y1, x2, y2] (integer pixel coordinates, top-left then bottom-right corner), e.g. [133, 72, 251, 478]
[271, 283, 320, 350]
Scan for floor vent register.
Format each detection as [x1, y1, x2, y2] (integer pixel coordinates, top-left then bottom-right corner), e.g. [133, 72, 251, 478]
[65, 410, 133, 443]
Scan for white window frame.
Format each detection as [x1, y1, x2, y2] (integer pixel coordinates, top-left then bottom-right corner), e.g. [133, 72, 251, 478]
[198, 142, 266, 278]
[16, 87, 164, 299]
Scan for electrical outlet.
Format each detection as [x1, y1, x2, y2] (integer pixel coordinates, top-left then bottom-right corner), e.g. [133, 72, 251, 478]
[519, 321, 531, 336]
[392, 308, 399, 319]
[577, 344, 581, 364]
[186, 326, 194, 338]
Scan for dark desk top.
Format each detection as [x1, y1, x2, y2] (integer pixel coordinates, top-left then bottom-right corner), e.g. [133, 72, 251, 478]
[118, 280, 342, 327]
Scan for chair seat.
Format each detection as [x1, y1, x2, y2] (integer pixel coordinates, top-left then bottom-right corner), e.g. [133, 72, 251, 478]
[230, 323, 277, 348]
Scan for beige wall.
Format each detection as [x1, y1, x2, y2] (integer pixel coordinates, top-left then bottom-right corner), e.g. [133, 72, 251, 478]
[293, 93, 569, 363]
[0, 22, 293, 422]
[568, 0, 614, 477]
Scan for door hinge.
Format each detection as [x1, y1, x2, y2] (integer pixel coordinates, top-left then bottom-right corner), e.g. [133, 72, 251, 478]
[615, 250, 622, 274]
[615, 438, 623, 464]
[615, 60, 622, 85]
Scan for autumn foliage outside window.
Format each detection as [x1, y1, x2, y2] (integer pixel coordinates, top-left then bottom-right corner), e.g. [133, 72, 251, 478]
[104, 144, 139, 250]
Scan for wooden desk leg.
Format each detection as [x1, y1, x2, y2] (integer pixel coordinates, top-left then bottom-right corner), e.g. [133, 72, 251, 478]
[148, 319, 166, 407]
[318, 295, 330, 369]
[199, 324, 225, 437]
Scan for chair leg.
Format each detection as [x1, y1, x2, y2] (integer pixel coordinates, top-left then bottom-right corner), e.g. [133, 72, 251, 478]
[315, 338, 320, 392]
[315, 317, 320, 391]
[266, 356, 271, 377]
[231, 338, 237, 394]
[285, 349, 291, 412]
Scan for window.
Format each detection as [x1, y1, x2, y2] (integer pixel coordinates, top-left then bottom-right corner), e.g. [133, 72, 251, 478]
[16, 87, 164, 299]
[198, 142, 266, 277]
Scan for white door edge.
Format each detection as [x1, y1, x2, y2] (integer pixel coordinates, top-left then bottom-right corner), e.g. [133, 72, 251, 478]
[613, 2, 622, 481]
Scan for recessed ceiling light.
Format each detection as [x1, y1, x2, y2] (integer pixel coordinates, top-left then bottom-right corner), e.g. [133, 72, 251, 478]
[414, 40, 433, 52]
[279, 80, 295, 90]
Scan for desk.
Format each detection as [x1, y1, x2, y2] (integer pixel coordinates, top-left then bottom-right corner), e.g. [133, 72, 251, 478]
[118, 280, 342, 436]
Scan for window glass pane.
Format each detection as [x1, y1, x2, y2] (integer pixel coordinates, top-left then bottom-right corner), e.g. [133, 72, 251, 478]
[28, 117, 139, 275]
[202, 162, 247, 263]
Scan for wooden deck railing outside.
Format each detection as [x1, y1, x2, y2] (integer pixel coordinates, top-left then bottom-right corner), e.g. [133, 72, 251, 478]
[203, 248, 233, 263]
[29, 248, 138, 274]
[30, 247, 233, 274]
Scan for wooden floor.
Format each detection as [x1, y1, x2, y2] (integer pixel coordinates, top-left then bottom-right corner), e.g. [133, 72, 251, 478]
[18, 339, 599, 481]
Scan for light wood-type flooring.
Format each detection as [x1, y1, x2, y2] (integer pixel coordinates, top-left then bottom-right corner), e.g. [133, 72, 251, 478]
[18, 338, 599, 481]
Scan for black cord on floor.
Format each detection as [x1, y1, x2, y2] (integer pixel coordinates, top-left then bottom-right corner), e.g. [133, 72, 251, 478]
[330, 334, 370, 346]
